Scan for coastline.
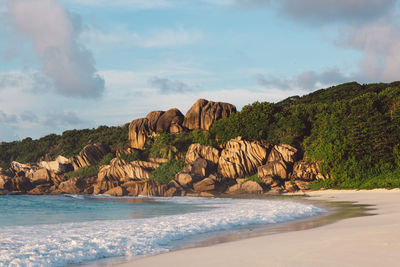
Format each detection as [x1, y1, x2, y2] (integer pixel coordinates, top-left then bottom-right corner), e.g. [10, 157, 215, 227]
[113, 189, 400, 267]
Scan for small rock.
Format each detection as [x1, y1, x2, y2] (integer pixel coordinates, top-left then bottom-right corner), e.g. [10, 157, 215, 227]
[104, 186, 125, 196]
[193, 178, 215, 192]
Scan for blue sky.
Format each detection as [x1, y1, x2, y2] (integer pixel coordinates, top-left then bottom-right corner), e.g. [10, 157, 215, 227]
[1, 0, 399, 141]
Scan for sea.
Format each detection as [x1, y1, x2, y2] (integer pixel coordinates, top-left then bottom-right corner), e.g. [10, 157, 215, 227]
[0, 194, 325, 266]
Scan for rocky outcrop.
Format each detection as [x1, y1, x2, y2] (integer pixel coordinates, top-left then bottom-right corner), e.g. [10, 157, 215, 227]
[98, 158, 158, 182]
[95, 158, 160, 193]
[193, 178, 215, 192]
[2, 177, 34, 192]
[39, 155, 72, 174]
[58, 176, 96, 194]
[291, 161, 326, 181]
[185, 144, 220, 166]
[218, 137, 269, 178]
[226, 180, 263, 194]
[122, 180, 167, 196]
[9, 161, 37, 176]
[155, 108, 185, 134]
[128, 118, 152, 149]
[70, 144, 110, 170]
[183, 99, 237, 131]
[258, 160, 288, 181]
[268, 144, 298, 163]
[129, 109, 185, 149]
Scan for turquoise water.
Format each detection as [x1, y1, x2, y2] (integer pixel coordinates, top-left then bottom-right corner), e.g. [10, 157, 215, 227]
[0, 195, 324, 266]
[0, 195, 209, 227]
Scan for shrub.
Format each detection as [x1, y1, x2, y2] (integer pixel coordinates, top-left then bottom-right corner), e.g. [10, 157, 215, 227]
[150, 159, 184, 184]
[243, 173, 262, 184]
[64, 165, 99, 179]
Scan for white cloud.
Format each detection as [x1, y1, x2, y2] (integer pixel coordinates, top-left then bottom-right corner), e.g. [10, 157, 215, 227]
[82, 25, 202, 49]
[65, 0, 172, 9]
[5, 0, 104, 98]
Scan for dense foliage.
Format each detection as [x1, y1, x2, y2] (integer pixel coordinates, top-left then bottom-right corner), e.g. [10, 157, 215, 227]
[145, 130, 215, 160]
[2, 81, 400, 189]
[63, 153, 114, 179]
[150, 159, 185, 184]
[211, 82, 400, 189]
[0, 124, 129, 169]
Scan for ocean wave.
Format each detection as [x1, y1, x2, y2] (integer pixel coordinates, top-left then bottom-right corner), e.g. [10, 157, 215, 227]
[0, 198, 324, 266]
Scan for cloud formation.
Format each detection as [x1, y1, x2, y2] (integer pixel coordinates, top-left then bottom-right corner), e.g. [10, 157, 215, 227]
[242, 0, 400, 86]
[149, 77, 197, 94]
[278, 0, 397, 24]
[65, 0, 171, 9]
[83, 25, 202, 49]
[6, 0, 104, 98]
[257, 68, 350, 91]
[44, 110, 88, 127]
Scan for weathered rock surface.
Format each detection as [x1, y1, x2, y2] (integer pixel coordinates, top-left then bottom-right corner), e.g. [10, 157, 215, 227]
[226, 180, 263, 194]
[104, 186, 125, 196]
[183, 99, 237, 130]
[95, 158, 160, 193]
[193, 178, 215, 192]
[258, 160, 288, 180]
[128, 118, 152, 149]
[27, 168, 52, 185]
[3, 177, 34, 192]
[218, 137, 269, 178]
[291, 161, 326, 181]
[155, 108, 185, 134]
[39, 155, 72, 174]
[175, 172, 195, 188]
[129, 109, 185, 149]
[9, 161, 37, 176]
[70, 144, 110, 170]
[58, 177, 96, 194]
[268, 144, 298, 163]
[98, 158, 158, 183]
[122, 180, 167, 196]
[185, 144, 220, 166]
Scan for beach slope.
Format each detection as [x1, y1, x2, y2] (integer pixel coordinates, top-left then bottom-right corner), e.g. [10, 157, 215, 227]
[120, 189, 400, 267]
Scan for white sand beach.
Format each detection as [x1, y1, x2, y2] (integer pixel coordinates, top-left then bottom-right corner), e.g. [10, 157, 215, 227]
[118, 189, 400, 267]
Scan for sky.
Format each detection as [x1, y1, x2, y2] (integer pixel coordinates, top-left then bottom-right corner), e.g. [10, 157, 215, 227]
[1, 0, 400, 142]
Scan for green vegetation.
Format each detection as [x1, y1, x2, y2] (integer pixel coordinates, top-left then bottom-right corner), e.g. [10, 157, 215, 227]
[64, 166, 99, 179]
[211, 82, 400, 189]
[118, 150, 147, 162]
[63, 153, 115, 179]
[0, 124, 129, 168]
[150, 159, 184, 184]
[145, 130, 215, 160]
[2, 81, 400, 190]
[243, 174, 263, 184]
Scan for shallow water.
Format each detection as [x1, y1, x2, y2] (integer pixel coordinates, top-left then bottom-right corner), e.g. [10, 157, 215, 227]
[0, 195, 325, 266]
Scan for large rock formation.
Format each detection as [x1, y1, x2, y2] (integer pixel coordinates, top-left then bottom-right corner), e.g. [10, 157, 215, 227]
[129, 108, 185, 149]
[258, 160, 288, 181]
[128, 118, 152, 150]
[122, 180, 167, 196]
[291, 161, 326, 181]
[39, 156, 72, 174]
[268, 144, 298, 163]
[70, 144, 110, 170]
[95, 158, 160, 193]
[155, 108, 185, 134]
[218, 137, 269, 178]
[185, 144, 220, 166]
[183, 99, 237, 131]
[226, 180, 263, 194]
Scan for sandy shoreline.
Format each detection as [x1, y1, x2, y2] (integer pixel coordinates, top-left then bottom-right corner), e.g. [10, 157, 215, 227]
[116, 189, 400, 267]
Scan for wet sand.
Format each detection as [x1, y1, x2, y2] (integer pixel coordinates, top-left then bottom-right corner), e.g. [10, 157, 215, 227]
[113, 189, 400, 267]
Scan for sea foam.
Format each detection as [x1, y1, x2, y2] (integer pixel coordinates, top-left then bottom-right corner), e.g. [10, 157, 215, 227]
[0, 197, 324, 266]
